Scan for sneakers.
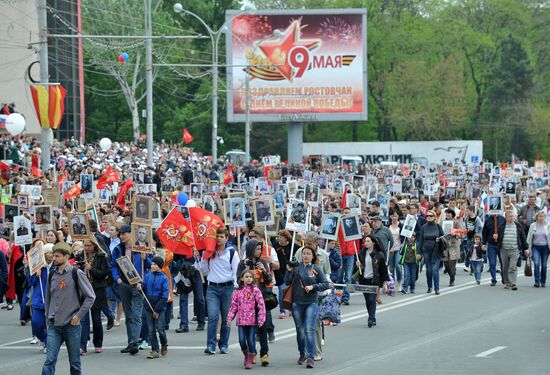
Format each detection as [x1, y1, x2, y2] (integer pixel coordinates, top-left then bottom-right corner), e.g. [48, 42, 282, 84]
[435, 289, 440, 295]
[476, 280, 481, 285]
[297, 355, 307, 365]
[427, 288, 432, 293]
[204, 348, 215, 355]
[196, 324, 205, 331]
[245, 353, 254, 369]
[40, 343, 47, 354]
[95, 347, 103, 353]
[30, 337, 38, 344]
[534, 283, 540, 288]
[463, 267, 469, 272]
[306, 358, 315, 368]
[504, 284, 511, 289]
[268, 331, 275, 343]
[128, 345, 139, 355]
[160, 346, 167, 356]
[106, 318, 114, 331]
[147, 351, 160, 359]
[490, 280, 497, 286]
[120, 346, 131, 353]
[401, 290, 408, 294]
[511, 284, 518, 291]
[314, 355, 323, 361]
[342, 300, 350, 305]
[175, 327, 189, 333]
[279, 312, 286, 319]
[219, 347, 229, 354]
[261, 354, 270, 366]
[138, 340, 149, 350]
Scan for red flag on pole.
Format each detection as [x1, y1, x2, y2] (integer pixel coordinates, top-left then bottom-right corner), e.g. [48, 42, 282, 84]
[0, 161, 10, 171]
[188, 207, 224, 259]
[223, 164, 234, 185]
[97, 166, 120, 189]
[156, 208, 195, 256]
[116, 180, 134, 209]
[57, 170, 67, 184]
[63, 183, 81, 200]
[182, 128, 194, 144]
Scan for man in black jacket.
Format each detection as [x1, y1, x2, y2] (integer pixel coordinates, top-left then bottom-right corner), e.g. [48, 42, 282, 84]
[482, 214, 506, 286]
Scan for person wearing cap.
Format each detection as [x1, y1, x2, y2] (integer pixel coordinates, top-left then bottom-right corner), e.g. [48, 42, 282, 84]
[78, 238, 112, 355]
[137, 256, 169, 359]
[111, 225, 152, 355]
[24, 242, 54, 354]
[42, 242, 95, 375]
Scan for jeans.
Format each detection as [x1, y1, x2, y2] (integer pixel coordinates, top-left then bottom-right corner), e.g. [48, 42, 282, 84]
[257, 288, 273, 356]
[180, 271, 206, 328]
[487, 243, 500, 283]
[118, 282, 144, 346]
[463, 239, 473, 267]
[140, 304, 149, 342]
[337, 255, 355, 302]
[238, 326, 257, 354]
[471, 260, 483, 281]
[423, 251, 440, 290]
[532, 244, 549, 285]
[31, 307, 47, 344]
[80, 308, 103, 349]
[277, 283, 286, 313]
[206, 285, 234, 352]
[42, 321, 82, 375]
[402, 263, 417, 292]
[388, 251, 403, 282]
[101, 304, 114, 321]
[145, 310, 167, 352]
[291, 303, 318, 360]
[164, 301, 172, 330]
[107, 284, 120, 316]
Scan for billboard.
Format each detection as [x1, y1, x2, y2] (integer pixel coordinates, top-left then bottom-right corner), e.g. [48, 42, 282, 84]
[226, 9, 367, 123]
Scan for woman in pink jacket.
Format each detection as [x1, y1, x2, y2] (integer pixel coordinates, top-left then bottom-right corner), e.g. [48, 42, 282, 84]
[227, 270, 266, 369]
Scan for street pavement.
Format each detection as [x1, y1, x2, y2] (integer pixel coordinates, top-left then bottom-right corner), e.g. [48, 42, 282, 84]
[0, 264, 548, 375]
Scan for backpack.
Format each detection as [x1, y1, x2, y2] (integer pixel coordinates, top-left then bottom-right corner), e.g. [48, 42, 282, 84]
[48, 267, 84, 304]
[175, 262, 195, 294]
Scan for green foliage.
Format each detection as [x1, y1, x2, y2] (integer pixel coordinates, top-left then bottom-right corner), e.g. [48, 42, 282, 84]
[82, 0, 550, 162]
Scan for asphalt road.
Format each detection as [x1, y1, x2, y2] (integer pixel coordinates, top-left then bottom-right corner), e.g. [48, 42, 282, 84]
[1, 264, 548, 375]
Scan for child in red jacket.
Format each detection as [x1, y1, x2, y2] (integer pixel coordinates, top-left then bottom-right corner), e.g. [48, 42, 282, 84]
[227, 270, 266, 369]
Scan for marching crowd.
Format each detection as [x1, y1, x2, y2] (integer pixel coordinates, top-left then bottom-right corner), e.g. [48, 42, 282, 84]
[0, 135, 549, 374]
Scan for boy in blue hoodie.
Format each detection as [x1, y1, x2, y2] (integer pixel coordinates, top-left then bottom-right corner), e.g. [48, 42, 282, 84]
[137, 256, 169, 359]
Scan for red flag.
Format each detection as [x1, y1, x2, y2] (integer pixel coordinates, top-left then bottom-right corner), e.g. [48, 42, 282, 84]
[0, 161, 10, 171]
[63, 182, 81, 200]
[97, 166, 120, 189]
[31, 167, 44, 178]
[223, 165, 234, 185]
[263, 166, 272, 186]
[116, 180, 134, 209]
[156, 208, 195, 256]
[57, 170, 67, 184]
[188, 207, 224, 259]
[182, 128, 194, 144]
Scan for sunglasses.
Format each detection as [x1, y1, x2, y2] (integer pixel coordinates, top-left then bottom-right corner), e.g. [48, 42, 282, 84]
[427, 215, 434, 218]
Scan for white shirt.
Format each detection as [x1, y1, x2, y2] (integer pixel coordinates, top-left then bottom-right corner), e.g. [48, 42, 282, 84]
[195, 246, 240, 287]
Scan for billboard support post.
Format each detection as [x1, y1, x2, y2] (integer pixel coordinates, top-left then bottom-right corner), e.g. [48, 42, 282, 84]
[288, 122, 303, 164]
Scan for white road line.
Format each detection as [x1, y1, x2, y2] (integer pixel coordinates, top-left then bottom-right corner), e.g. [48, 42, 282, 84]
[475, 346, 507, 358]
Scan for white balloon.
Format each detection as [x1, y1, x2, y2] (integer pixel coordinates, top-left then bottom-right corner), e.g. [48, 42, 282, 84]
[184, 199, 196, 208]
[99, 137, 112, 151]
[5, 113, 25, 136]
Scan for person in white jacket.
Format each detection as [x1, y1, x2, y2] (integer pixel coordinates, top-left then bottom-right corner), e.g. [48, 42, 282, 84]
[526, 211, 550, 288]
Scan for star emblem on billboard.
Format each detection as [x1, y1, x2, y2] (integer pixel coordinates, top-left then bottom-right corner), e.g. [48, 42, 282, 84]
[258, 20, 321, 82]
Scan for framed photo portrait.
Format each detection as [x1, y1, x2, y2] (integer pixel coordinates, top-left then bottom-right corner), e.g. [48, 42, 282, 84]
[14, 215, 32, 246]
[190, 183, 203, 200]
[29, 186, 42, 201]
[285, 199, 310, 233]
[34, 205, 53, 231]
[133, 195, 152, 223]
[131, 223, 153, 253]
[68, 213, 90, 240]
[224, 197, 246, 228]
[27, 243, 46, 276]
[488, 195, 503, 215]
[273, 191, 285, 212]
[320, 213, 341, 240]
[253, 196, 275, 226]
[80, 174, 94, 199]
[265, 214, 281, 237]
[342, 214, 362, 241]
[3, 203, 19, 227]
[116, 256, 142, 285]
[18, 194, 30, 211]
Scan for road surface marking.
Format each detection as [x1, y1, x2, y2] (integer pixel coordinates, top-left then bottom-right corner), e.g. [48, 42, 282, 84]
[475, 346, 507, 358]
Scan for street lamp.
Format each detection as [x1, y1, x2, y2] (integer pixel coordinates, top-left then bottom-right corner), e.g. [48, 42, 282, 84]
[173, 2, 256, 162]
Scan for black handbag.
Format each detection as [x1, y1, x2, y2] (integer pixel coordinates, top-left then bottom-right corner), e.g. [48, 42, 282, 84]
[262, 291, 279, 311]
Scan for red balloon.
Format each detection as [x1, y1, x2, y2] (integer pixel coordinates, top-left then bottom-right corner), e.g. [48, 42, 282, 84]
[118, 55, 125, 63]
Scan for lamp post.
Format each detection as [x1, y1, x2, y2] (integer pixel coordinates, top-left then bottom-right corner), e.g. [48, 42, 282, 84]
[173, 2, 256, 162]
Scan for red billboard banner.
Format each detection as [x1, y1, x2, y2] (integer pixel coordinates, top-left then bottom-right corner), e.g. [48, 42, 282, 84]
[226, 9, 367, 123]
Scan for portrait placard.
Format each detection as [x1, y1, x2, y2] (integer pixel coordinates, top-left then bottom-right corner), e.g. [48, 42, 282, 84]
[34, 205, 53, 231]
[14, 215, 32, 246]
[285, 199, 310, 234]
[116, 255, 142, 285]
[28, 243, 46, 276]
[133, 195, 153, 223]
[3, 203, 18, 227]
[131, 223, 153, 253]
[68, 213, 90, 240]
[253, 196, 275, 226]
[341, 214, 362, 241]
[320, 213, 341, 240]
[400, 214, 417, 239]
